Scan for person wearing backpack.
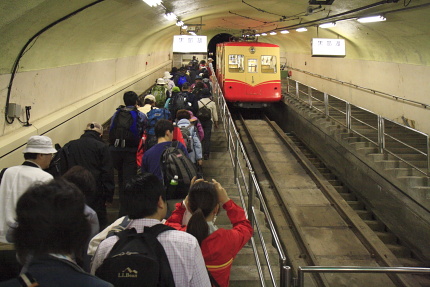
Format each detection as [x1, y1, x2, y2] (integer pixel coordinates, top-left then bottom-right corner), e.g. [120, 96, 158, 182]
[145, 105, 171, 151]
[173, 67, 191, 89]
[181, 82, 199, 115]
[176, 110, 203, 166]
[197, 88, 218, 160]
[109, 91, 147, 217]
[151, 78, 169, 108]
[141, 119, 196, 200]
[166, 86, 189, 120]
[166, 179, 253, 287]
[91, 173, 210, 287]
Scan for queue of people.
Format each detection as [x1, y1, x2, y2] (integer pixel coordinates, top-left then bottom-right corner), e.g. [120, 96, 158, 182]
[0, 65, 253, 287]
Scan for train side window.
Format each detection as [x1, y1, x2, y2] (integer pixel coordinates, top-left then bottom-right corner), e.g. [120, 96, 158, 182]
[248, 59, 258, 73]
[261, 55, 277, 73]
[228, 54, 244, 73]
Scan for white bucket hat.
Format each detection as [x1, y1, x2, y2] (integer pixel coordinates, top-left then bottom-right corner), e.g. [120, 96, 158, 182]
[144, 94, 156, 102]
[23, 135, 57, 154]
[163, 71, 173, 79]
[156, 78, 166, 85]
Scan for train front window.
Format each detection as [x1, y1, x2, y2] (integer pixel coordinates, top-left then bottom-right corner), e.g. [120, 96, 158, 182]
[228, 54, 244, 73]
[261, 55, 277, 73]
[248, 59, 258, 73]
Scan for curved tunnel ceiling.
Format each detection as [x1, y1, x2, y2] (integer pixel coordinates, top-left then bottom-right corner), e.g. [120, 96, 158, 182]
[1, 0, 430, 74]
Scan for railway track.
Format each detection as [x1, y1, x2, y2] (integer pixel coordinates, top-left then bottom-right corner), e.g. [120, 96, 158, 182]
[235, 111, 426, 287]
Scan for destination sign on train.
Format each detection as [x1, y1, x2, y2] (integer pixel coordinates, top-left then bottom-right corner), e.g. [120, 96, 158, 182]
[173, 35, 208, 53]
[311, 38, 346, 57]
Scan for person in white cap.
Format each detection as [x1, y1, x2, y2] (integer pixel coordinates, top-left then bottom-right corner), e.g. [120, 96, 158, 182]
[151, 78, 168, 108]
[163, 71, 176, 95]
[0, 136, 56, 245]
[138, 94, 156, 115]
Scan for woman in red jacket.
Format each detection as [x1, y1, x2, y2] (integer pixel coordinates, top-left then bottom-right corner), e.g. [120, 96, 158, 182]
[166, 179, 253, 287]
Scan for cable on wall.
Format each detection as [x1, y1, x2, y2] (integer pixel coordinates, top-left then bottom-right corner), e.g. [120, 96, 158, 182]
[4, 0, 106, 125]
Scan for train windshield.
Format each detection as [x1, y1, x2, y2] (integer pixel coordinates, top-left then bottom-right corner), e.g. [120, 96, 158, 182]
[261, 55, 277, 73]
[228, 54, 244, 72]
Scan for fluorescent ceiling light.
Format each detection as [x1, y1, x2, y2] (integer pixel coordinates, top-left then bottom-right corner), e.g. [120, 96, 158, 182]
[142, 0, 162, 7]
[255, 33, 261, 36]
[280, 30, 289, 34]
[261, 33, 267, 36]
[319, 22, 336, 28]
[357, 15, 386, 23]
[176, 20, 184, 26]
[182, 25, 188, 29]
[189, 31, 196, 36]
[270, 31, 277, 35]
[164, 12, 177, 21]
[296, 27, 308, 32]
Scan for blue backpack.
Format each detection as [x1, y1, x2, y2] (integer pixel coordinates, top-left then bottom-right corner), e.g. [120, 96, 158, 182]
[145, 108, 171, 151]
[177, 75, 188, 88]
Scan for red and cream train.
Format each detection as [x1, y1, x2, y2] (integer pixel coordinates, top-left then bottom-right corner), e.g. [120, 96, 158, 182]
[216, 42, 282, 108]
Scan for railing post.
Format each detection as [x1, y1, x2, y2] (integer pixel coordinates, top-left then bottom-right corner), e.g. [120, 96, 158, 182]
[295, 81, 299, 98]
[281, 262, 291, 287]
[308, 86, 312, 107]
[234, 139, 240, 184]
[226, 115, 231, 150]
[298, 267, 304, 287]
[324, 92, 329, 116]
[247, 170, 255, 227]
[346, 103, 351, 131]
[377, 116, 385, 153]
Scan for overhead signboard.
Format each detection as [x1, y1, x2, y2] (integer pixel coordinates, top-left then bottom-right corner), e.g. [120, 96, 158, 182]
[311, 38, 345, 57]
[173, 35, 207, 53]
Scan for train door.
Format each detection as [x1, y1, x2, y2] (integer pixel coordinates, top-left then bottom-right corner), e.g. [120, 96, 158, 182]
[245, 57, 261, 97]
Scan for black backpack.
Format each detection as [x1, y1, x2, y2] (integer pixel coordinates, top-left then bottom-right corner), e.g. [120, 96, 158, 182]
[168, 92, 189, 119]
[161, 141, 197, 197]
[45, 143, 70, 177]
[197, 100, 212, 122]
[95, 225, 176, 287]
[109, 107, 140, 148]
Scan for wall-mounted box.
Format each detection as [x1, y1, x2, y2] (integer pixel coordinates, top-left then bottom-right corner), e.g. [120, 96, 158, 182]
[7, 103, 21, 118]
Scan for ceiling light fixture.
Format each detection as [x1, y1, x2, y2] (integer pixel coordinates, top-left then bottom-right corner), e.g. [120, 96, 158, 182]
[182, 25, 188, 30]
[142, 0, 162, 7]
[319, 22, 336, 28]
[261, 32, 267, 36]
[296, 27, 308, 32]
[164, 12, 177, 21]
[255, 33, 261, 36]
[280, 30, 289, 34]
[270, 31, 277, 35]
[189, 31, 196, 36]
[176, 20, 184, 26]
[357, 15, 386, 23]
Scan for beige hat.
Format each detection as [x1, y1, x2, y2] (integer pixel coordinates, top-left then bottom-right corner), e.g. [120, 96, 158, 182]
[85, 122, 103, 135]
[208, 58, 213, 61]
[163, 71, 173, 79]
[144, 94, 156, 102]
[156, 78, 166, 85]
[23, 135, 57, 154]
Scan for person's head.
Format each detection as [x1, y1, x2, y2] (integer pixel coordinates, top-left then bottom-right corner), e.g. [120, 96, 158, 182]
[62, 166, 96, 203]
[144, 94, 156, 106]
[179, 67, 186, 73]
[187, 181, 218, 245]
[182, 82, 191, 91]
[123, 91, 138, 106]
[172, 86, 181, 95]
[14, 178, 90, 262]
[156, 78, 166, 86]
[170, 67, 178, 74]
[122, 173, 167, 220]
[163, 71, 173, 79]
[195, 75, 203, 82]
[176, 109, 191, 120]
[200, 60, 206, 65]
[85, 122, 103, 137]
[208, 58, 213, 63]
[154, 119, 174, 139]
[194, 82, 204, 91]
[23, 135, 57, 169]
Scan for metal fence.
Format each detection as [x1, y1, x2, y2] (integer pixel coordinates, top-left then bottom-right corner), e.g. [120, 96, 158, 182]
[288, 79, 430, 176]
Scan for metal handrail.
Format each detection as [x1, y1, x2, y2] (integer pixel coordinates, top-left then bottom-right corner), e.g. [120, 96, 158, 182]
[297, 266, 430, 287]
[287, 78, 430, 175]
[212, 78, 289, 287]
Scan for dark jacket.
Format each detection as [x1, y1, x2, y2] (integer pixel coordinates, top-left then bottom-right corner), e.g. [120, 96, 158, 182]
[0, 256, 113, 287]
[62, 130, 115, 204]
